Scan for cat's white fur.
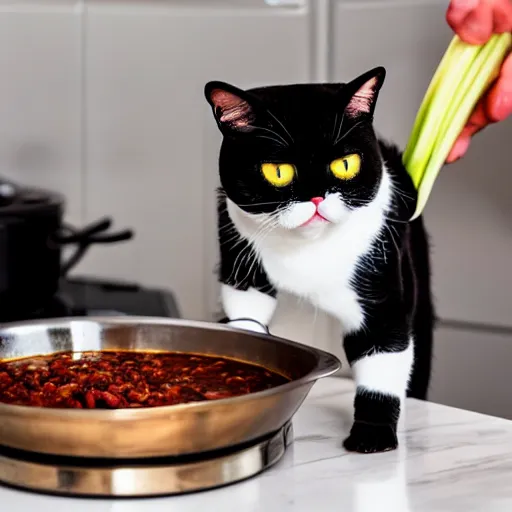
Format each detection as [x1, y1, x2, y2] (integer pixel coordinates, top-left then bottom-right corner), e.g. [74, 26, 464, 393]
[226, 168, 392, 332]
[221, 286, 275, 333]
[353, 343, 414, 400]
[222, 166, 414, 402]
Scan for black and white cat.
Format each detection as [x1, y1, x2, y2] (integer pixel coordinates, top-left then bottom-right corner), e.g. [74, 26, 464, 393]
[204, 67, 435, 454]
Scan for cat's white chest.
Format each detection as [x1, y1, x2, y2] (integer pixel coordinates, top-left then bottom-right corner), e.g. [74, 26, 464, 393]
[260, 227, 368, 332]
[226, 173, 389, 334]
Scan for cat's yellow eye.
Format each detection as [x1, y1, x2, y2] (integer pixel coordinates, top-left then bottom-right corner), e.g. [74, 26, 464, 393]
[330, 154, 361, 180]
[261, 163, 296, 187]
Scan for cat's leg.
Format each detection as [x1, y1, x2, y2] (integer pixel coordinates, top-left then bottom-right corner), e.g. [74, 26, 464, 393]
[342, 330, 413, 453]
[218, 195, 277, 334]
[407, 219, 435, 400]
[221, 285, 277, 334]
[407, 326, 432, 400]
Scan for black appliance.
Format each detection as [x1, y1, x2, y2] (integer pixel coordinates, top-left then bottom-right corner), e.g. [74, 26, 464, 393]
[1, 276, 181, 323]
[0, 178, 180, 323]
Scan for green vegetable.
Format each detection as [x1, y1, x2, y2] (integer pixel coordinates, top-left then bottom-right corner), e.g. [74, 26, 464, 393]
[402, 33, 512, 220]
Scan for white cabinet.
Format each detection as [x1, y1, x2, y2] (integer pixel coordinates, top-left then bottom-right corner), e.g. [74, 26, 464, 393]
[75, 0, 312, 319]
[0, 0, 82, 223]
[430, 323, 512, 420]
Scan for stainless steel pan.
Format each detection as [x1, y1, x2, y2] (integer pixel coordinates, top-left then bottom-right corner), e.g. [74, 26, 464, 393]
[0, 317, 340, 458]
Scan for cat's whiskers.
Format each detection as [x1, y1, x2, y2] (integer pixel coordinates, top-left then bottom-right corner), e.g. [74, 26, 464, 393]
[220, 226, 246, 247]
[234, 239, 268, 288]
[332, 111, 345, 145]
[333, 119, 364, 146]
[228, 243, 253, 287]
[251, 125, 288, 147]
[226, 242, 245, 280]
[251, 213, 281, 243]
[235, 200, 283, 208]
[219, 231, 239, 243]
[226, 214, 275, 285]
[243, 245, 263, 288]
[232, 245, 255, 288]
[265, 111, 295, 145]
[222, 231, 243, 248]
[331, 113, 339, 140]
[383, 215, 411, 225]
[219, 200, 283, 246]
[230, 211, 281, 287]
[246, 213, 281, 251]
[218, 223, 238, 235]
[255, 135, 287, 148]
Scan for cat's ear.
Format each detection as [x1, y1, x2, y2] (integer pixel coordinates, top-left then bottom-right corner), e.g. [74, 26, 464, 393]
[204, 81, 255, 134]
[344, 67, 386, 118]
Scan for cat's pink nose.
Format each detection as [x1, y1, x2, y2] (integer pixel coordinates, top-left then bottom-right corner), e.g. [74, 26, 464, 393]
[310, 197, 324, 207]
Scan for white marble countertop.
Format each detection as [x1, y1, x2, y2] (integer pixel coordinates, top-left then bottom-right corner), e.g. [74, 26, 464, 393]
[2, 377, 512, 511]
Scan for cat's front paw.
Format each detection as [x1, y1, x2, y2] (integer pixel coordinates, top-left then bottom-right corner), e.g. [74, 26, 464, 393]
[343, 421, 398, 454]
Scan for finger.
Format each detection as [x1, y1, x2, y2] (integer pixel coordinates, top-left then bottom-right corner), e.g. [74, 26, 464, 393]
[446, 133, 471, 163]
[492, 0, 512, 34]
[446, 103, 488, 163]
[446, 0, 481, 31]
[456, 2, 495, 44]
[446, 54, 512, 164]
[486, 53, 512, 122]
[465, 101, 492, 135]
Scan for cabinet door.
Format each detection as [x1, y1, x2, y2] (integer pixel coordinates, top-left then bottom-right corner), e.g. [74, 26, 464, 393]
[0, 1, 82, 223]
[78, 0, 311, 319]
[430, 323, 512, 419]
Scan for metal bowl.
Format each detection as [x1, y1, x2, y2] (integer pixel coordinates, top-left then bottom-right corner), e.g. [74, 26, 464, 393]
[0, 317, 340, 459]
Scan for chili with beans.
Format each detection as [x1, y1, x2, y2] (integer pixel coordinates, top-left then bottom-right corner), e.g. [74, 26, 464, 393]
[0, 351, 289, 409]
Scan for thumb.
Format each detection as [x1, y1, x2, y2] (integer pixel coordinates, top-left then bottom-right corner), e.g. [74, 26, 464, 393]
[486, 53, 512, 122]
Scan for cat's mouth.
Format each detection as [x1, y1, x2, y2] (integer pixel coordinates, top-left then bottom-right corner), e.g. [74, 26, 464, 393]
[270, 196, 346, 231]
[300, 211, 330, 227]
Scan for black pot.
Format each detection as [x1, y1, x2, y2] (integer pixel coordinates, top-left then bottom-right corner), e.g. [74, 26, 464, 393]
[0, 180, 133, 316]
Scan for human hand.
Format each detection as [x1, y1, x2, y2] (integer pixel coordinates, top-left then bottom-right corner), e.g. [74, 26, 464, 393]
[445, 0, 512, 163]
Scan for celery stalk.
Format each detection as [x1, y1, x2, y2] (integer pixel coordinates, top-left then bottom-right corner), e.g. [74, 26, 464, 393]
[404, 39, 482, 187]
[402, 32, 512, 220]
[402, 36, 460, 165]
[411, 33, 511, 220]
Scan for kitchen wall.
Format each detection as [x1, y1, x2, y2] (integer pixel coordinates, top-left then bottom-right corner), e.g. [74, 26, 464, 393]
[1, 0, 511, 417]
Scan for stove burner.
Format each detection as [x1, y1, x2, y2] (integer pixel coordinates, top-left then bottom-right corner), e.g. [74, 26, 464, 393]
[0, 422, 292, 497]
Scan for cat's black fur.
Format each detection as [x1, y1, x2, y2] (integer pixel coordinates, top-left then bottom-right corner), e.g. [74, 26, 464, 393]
[210, 74, 386, 214]
[206, 68, 435, 453]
